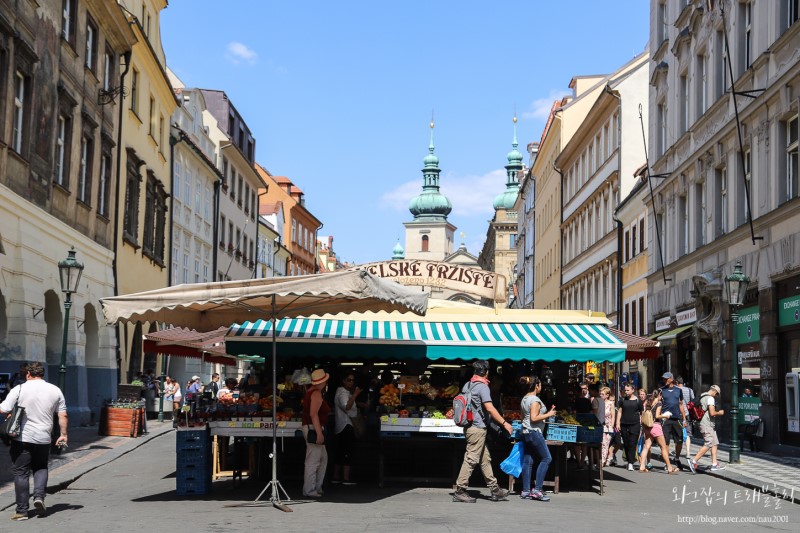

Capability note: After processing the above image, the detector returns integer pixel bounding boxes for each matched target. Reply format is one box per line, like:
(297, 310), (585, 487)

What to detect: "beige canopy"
(100, 270), (429, 330)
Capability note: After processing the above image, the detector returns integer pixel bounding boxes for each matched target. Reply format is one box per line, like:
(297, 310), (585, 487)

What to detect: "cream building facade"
(558, 52), (649, 327)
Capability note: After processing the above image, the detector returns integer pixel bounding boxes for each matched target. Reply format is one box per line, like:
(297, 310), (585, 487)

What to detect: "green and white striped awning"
(226, 318), (626, 363)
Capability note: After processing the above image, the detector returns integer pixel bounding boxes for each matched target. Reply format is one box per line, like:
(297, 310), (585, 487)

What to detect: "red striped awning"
(143, 327), (236, 365)
(608, 327), (660, 361)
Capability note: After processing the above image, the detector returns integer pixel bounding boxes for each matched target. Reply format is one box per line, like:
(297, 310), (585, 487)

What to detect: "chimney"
(328, 236), (333, 250)
(527, 142), (540, 168)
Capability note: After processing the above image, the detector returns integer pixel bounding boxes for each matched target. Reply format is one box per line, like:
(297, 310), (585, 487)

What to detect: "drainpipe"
(253, 189), (268, 279)
(553, 162), (564, 310)
(168, 130), (177, 288)
(112, 50), (132, 384)
(213, 180), (220, 281)
(606, 84), (623, 324)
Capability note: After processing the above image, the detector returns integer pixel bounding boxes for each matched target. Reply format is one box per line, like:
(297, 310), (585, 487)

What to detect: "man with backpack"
(687, 385), (726, 473)
(453, 360), (513, 503)
(660, 372), (687, 470)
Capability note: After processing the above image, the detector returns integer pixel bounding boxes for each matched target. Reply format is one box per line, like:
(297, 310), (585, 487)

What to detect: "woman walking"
(639, 389), (678, 474)
(615, 382), (643, 471)
(592, 386), (615, 468)
(302, 369), (331, 498)
(518, 376), (556, 501)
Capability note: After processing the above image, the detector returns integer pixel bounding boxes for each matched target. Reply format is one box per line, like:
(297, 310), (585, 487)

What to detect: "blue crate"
(545, 423), (578, 443)
(176, 463), (210, 478)
(576, 425), (604, 443)
(575, 413), (601, 426)
(176, 450), (210, 467)
(176, 430), (208, 445)
(176, 478), (211, 496)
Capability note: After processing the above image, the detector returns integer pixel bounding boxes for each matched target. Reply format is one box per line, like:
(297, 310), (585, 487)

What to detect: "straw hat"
(311, 369), (329, 386)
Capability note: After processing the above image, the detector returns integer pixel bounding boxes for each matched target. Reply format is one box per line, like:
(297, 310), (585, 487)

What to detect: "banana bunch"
(440, 385), (460, 398)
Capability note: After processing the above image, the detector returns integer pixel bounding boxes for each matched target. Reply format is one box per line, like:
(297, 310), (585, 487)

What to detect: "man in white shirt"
(0, 362), (67, 521)
(688, 384), (725, 473)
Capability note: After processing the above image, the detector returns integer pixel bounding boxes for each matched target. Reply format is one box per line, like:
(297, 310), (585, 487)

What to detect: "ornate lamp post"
(725, 259), (750, 464)
(58, 247), (84, 392)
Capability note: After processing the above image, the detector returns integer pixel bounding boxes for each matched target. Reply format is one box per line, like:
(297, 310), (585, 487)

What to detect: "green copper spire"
(392, 239), (405, 260)
(494, 115), (523, 210)
(409, 116), (452, 221)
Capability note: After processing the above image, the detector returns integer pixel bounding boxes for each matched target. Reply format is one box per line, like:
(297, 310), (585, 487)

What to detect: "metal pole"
(158, 351), (168, 423)
(729, 305), (741, 463)
(58, 293), (72, 392)
(271, 294), (278, 499)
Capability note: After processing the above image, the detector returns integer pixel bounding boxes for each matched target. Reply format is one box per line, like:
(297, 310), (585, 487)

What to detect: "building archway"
(44, 290), (62, 366)
(84, 303), (100, 367)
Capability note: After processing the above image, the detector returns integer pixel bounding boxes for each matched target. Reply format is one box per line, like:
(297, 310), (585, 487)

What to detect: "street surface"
(1, 431), (798, 532)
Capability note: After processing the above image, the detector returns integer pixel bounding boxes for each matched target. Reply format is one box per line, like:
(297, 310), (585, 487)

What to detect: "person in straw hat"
(687, 385), (726, 473)
(301, 368), (331, 498)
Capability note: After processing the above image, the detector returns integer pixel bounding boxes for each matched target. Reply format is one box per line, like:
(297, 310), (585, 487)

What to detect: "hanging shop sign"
(778, 295), (800, 327)
(735, 306), (760, 344)
(350, 261), (507, 302)
(676, 307), (697, 326)
(737, 396), (761, 425)
(737, 346), (761, 365)
(655, 316), (671, 331)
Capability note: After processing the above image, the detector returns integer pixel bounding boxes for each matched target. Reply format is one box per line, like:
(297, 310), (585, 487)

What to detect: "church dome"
(392, 240), (405, 260)
(409, 119), (451, 221)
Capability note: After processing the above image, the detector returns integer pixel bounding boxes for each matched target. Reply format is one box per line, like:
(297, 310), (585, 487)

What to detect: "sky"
(161, 1), (650, 265)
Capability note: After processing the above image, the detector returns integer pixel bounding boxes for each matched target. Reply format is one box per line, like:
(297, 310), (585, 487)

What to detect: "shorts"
(661, 419), (684, 445)
(700, 423), (719, 447)
(646, 422), (663, 439)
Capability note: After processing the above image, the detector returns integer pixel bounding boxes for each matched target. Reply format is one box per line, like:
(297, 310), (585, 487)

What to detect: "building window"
(639, 217), (645, 252)
(677, 194), (688, 255)
(159, 115), (165, 149)
(638, 296), (645, 335)
(229, 170), (236, 199)
(98, 148), (112, 217)
(716, 166), (728, 237)
(130, 69), (139, 113)
(631, 223), (637, 257)
(509, 234), (517, 248)
(739, 149), (751, 227)
(12, 71), (26, 153)
(62, 0), (76, 46)
(78, 134), (93, 204)
(697, 54), (707, 117)
(148, 96), (155, 138)
(228, 221), (234, 249)
(123, 149), (142, 244)
(103, 47), (115, 92)
(142, 172), (167, 264)
(657, 101), (667, 157)
(291, 219), (296, 242)
(695, 181), (706, 247)
(421, 235), (429, 252)
(624, 229), (630, 262)
(55, 115), (68, 186)
(221, 157), (228, 189)
(742, 1), (752, 71)
(789, 0), (799, 28)
(237, 175), (243, 207)
(219, 215), (226, 247)
(786, 115), (799, 202)
(658, 1), (668, 42)
(679, 73), (689, 134)
(244, 184), (250, 214)
(85, 16), (97, 72)
(717, 30), (728, 98)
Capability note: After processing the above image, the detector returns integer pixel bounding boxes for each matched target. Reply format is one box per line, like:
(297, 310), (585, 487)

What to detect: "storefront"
(778, 288), (800, 447)
(651, 308), (697, 389)
(735, 305), (761, 424)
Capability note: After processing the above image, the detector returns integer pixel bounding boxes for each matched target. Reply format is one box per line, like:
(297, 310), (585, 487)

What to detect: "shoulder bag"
(0, 384), (25, 444)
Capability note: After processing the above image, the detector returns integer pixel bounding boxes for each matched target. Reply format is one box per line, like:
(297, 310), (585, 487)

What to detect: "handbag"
(0, 385), (25, 445)
(641, 409), (655, 428)
(500, 441), (524, 478)
(349, 415), (366, 440)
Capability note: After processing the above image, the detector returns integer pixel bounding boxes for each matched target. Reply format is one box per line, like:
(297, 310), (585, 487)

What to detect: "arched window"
(421, 235), (429, 252)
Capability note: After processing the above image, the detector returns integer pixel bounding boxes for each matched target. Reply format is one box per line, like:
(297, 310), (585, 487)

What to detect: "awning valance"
(655, 324), (694, 341)
(143, 327), (237, 365)
(226, 318), (627, 363)
(608, 327), (659, 361)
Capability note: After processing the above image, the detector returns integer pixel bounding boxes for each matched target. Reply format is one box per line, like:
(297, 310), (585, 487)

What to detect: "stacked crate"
(176, 429), (212, 495)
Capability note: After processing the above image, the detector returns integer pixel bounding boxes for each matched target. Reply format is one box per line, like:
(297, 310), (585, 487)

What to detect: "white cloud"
(521, 89), (572, 121)
(380, 169), (503, 218)
(225, 42), (258, 65)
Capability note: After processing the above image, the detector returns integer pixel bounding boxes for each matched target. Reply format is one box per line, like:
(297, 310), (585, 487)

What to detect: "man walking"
(205, 373), (220, 399)
(660, 372), (687, 470)
(0, 361), (67, 521)
(676, 376), (695, 459)
(688, 385), (726, 473)
(453, 360), (512, 503)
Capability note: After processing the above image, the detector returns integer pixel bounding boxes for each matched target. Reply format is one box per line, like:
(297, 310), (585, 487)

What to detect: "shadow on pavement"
(35, 503), (84, 517)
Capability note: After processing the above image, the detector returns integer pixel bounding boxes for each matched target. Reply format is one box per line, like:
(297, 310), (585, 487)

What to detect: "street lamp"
(58, 247), (84, 392)
(725, 259), (750, 464)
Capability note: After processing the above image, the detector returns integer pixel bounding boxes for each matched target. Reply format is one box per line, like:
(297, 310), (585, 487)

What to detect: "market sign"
(655, 316), (671, 331)
(349, 261), (507, 302)
(779, 295), (800, 327)
(735, 306), (760, 344)
(676, 307), (697, 326)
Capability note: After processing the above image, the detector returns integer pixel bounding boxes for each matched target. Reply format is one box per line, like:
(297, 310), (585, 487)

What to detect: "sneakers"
(687, 459), (697, 474)
(627, 463), (634, 471)
(489, 488), (509, 502)
(10, 513), (28, 521)
(710, 464), (726, 471)
(520, 490), (531, 499)
(33, 499), (46, 515)
(303, 491), (322, 499)
(530, 490), (551, 502)
(452, 488), (477, 503)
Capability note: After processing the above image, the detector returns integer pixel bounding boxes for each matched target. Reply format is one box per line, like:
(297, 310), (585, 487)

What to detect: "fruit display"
(505, 410), (522, 421)
(556, 409), (579, 425)
(379, 384), (401, 407)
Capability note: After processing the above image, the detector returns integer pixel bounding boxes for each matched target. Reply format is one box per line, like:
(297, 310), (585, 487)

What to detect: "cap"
(191, 375), (200, 382)
(710, 384), (721, 395)
(662, 372), (674, 380)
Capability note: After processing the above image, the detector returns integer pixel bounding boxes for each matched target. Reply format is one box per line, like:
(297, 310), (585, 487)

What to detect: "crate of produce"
(576, 425), (604, 443)
(545, 422), (578, 443)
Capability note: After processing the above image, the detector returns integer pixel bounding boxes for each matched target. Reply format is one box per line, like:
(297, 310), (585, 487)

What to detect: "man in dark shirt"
(660, 372), (687, 469)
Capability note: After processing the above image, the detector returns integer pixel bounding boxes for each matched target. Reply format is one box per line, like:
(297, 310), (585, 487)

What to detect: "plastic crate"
(575, 413), (601, 426)
(176, 477), (211, 496)
(576, 425), (604, 443)
(176, 430), (208, 445)
(176, 449), (209, 467)
(545, 423), (578, 442)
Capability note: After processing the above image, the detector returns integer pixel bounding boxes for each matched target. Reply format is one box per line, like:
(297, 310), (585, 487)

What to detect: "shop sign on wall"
(655, 316), (671, 331)
(738, 396), (761, 424)
(735, 306), (760, 344)
(778, 295), (800, 327)
(350, 261), (507, 302)
(676, 307), (697, 326)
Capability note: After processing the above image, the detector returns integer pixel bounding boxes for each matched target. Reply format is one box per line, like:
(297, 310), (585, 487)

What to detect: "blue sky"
(161, 1), (650, 265)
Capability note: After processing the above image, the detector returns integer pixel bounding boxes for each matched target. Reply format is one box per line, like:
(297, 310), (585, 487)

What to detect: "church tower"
(404, 118), (456, 260)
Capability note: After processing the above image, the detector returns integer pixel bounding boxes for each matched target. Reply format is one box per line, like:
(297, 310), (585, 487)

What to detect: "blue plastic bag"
(637, 432), (645, 458)
(682, 425), (688, 442)
(500, 441), (524, 478)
